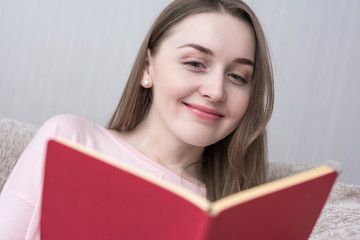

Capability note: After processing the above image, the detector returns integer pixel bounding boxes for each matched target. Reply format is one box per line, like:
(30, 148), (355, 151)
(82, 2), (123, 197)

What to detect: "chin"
(182, 135), (223, 148)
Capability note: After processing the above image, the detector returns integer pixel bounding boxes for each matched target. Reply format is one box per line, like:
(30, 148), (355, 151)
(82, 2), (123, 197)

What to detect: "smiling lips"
(183, 102), (224, 121)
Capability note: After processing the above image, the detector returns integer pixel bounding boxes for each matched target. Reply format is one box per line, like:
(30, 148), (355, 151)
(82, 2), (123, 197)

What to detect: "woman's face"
(142, 12), (255, 147)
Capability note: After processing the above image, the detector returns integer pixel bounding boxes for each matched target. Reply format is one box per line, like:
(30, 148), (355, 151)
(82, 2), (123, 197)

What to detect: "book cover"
(41, 138), (337, 240)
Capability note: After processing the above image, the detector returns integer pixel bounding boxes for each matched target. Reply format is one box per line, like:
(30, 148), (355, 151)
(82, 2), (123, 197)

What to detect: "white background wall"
(1, 0), (359, 185)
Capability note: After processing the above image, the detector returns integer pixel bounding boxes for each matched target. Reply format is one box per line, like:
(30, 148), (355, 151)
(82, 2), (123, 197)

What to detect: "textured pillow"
(0, 117), (39, 193)
(310, 183), (360, 239)
(267, 160), (343, 182)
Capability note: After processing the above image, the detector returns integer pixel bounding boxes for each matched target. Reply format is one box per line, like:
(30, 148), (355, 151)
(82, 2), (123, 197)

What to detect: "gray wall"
(1, 0), (359, 185)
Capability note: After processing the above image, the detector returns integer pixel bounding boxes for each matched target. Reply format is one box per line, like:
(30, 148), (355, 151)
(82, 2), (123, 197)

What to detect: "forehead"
(160, 12), (256, 61)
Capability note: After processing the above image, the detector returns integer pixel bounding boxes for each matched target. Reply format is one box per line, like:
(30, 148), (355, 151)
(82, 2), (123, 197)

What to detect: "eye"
(185, 61), (203, 68)
(183, 60), (207, 73)
(228, 73), (248, 84)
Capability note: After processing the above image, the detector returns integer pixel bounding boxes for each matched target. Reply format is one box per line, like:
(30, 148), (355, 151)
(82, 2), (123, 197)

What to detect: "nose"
(198, 72), (226, 102)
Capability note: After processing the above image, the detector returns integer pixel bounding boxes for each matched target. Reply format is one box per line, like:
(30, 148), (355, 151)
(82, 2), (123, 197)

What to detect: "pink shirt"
(0, 114), (206, 239)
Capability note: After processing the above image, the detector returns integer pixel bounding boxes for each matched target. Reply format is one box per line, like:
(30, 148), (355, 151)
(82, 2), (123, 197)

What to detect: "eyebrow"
(177, 43), (254, 67)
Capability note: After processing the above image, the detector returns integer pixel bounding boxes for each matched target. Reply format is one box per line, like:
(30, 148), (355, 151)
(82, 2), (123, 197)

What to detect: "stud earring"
(142, 79), (151, 87)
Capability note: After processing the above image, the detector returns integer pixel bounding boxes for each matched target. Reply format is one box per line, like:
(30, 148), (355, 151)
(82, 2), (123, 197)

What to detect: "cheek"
(152, 66), (175, 94)
(228, 89), (251, 122)
(153, 73), (184, 100)
(152, 63), (196, 99)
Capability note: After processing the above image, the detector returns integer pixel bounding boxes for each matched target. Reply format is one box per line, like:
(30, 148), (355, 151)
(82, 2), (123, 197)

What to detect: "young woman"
(0, 0), (273, 239)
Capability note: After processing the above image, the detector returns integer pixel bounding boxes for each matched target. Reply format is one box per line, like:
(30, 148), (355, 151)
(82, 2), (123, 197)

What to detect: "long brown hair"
(108, 0), (274, 201)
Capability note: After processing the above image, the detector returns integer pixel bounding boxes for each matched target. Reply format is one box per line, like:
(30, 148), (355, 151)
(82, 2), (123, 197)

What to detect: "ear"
(140, 49), (154, 88)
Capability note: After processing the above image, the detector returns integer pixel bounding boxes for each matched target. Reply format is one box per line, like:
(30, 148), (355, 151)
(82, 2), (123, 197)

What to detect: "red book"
(41, 138), (337, 240)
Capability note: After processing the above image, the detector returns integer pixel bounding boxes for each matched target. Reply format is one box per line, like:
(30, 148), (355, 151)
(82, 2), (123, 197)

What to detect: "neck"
(118, 119), (205, 183)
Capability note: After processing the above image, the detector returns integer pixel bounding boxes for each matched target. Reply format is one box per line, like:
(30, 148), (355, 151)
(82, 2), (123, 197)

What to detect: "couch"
(1, 117), (359, 239)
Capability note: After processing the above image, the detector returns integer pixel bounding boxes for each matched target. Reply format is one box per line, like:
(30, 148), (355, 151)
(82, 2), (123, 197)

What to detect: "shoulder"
(37, 114), (106, 144)
(42, 114), (95, 130)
